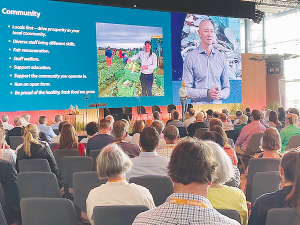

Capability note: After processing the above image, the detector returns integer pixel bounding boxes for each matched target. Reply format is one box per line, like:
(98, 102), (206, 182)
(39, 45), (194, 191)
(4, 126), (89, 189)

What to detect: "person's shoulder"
(185, 47), (199, 59)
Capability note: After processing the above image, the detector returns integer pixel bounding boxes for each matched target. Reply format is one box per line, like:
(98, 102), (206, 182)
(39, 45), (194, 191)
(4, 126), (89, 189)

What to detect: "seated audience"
(51, 121), (69, 143)
(249, 149), (300, 225)
(233, 110), (243, 125)
(80, 122), (98, 144)
(105, 115), (114, 134)
(277, 106), (286, 123)
(206, 141), (247, 225)
(219, 113), (234, 131)
(126, 120), (145, 145)
(0, 159), (20, 224)
(50, 114), (63, 130)
(153, 111), (161, 121)
(280, 113), (300, 152)
(150, 120), (166, 149)
(38, 116), (57, 143)
(260, 111), (269, 128)
(86, 144), (155, 225)
(0, 128), (16, 166)
(245, 107), (251, 123)
(212, 111), (220, 118)
(268, 110), (282, 128)
(7, 116), (24, 145)
(1, 114), (14, 130)
(133, 138), (239, 225)
(157, 125), (180, 158)
(288, 107), (299, 116)
(166, 109), (175, 127)
(126, 127), (169, 180)
(235, 114), (248, 137)
(183, 108), (196, 128)
(264, 109), (271, 122)
(187, 112), (207, 137)
(16, 124), (59, 177)
(53, 123), (85, 156)
(22, 113), (31, 127)
(167, 110), (184, 128)
(235, 110), (266, 154)
(208, 118), (223, 130)
(112, 120), (140, 158)
(87, 118), (114, 155)
(204, 109), (214, 125)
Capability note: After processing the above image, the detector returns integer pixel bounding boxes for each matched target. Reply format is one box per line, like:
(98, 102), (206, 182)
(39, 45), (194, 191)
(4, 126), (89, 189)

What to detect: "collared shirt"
(156, 144), (177, 158)
(182, 45), (230, 104)
(280, 124), (300, 152)
(130, 51), (157, 74)
(235, 120), (266, 152)
(38, 124), (57, 143)
(126, 151), (169, 181)
(113, 139), (140, 158)
(133, 193), (240, 225)
(50, 123), (59, 130)
(2, 122), (14, 130)
(184, 116), (196, 128)
(179, 87), (188, 98)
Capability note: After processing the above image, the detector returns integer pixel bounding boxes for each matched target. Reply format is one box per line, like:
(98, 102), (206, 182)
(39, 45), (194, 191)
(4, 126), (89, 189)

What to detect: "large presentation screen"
(0, 0), (241, 112)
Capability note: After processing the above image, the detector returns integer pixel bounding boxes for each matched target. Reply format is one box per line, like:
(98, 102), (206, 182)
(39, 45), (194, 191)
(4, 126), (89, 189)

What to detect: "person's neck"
(201, 42), (213, 57)
(196, 120), (203, 123)
(99, 129), (110, 134)
(166, 140), (177, 145)
(108, 173), (125, 181)
(141, 148), (156, 153)
(174, 182), (209, 198)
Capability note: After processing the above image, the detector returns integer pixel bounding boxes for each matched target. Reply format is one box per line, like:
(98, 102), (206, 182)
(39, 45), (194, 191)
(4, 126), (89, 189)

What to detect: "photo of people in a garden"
(96, 23), (164, 97)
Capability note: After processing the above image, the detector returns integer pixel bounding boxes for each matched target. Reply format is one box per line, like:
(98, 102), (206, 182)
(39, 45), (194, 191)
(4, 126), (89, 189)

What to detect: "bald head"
(198, 20), (214, 47)
(196, 112), (204, 121)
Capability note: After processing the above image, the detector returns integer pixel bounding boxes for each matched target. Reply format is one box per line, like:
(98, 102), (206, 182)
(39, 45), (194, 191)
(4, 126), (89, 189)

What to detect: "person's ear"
(139, 140), (141, 147)
(279, 165), (284, 179)
(177, 135), (180, 140)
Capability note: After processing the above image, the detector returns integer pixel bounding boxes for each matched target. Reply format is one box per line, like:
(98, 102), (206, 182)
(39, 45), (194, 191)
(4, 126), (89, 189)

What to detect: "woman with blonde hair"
(53, 123), (85, 156)
(279, 113), (300, 152)
(86, 143), (155, 225)
(0, 128), (16, 165)
(16, 124), (59, 177)
(128, 120), (145, 146)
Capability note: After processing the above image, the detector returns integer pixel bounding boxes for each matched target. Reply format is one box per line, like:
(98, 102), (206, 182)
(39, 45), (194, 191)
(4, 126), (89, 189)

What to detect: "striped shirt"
(156, 144), (177, 158)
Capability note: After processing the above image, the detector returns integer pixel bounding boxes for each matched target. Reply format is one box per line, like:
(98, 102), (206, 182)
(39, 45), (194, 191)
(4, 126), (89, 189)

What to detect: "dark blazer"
(87, 133), (114, 156)
(187, 122), (208, 137)
(6, 127), (23, 145)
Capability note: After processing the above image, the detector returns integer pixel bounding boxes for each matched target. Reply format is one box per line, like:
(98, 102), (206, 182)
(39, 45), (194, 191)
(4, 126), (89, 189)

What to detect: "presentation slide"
(0, 0), (172, 112)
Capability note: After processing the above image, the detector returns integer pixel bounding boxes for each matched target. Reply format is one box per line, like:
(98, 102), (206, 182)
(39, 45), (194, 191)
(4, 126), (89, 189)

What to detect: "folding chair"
(266, 208), (299, 225)
(18, 158), (51, 172)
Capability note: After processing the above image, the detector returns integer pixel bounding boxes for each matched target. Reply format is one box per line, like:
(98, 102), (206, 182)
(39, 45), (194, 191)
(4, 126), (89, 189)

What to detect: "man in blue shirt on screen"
(182, 20), (230, 104)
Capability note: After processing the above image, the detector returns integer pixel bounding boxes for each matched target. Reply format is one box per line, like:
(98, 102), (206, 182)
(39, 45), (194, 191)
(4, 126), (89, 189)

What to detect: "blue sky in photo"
(96, 23), (163, 49)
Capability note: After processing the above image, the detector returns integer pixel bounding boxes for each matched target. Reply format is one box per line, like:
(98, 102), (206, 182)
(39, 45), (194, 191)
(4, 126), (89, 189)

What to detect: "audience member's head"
(196, 112), (204, 121)
(245, 107), (251, 113)
(23, 113), (31, 122)
(164, 125), (179, 144)
(219, 113), (227, 122)
(288, 108), (299, 116)
(172, 110), (180, 120)
(113, 120), (129, 139)
(54, 114), (63, 123)
(38, 116), (47, 125)
(206, 109), (214, 118)
(262, 128), (281, 151)
(212, 111), (220, 118)
(188, 108), (195, 117)
(251, 109), (261, 121)
(132, 120), (145, 134)
(0, 128), (6, 145)
(1, 114), (9, 123)
(239, 114), (248, 125)
(209, 125), (231, 148)
(235, 110), (243, 118)
(277, 106), (286, 119)
(153, 111), (160, 120)
(208, 118), (223, 130)
(222, 109), (229, 116)
(201, 131), (225, 148)
(59, 123), (78, 149)
(168, 138), (216, 185)
(0, 121), (2, 129)
(97, 143), (132, 179)
(14, 116), (23, 127)
(23, 124), (40, 157)
(151, 120), (164, 134)
(140, 127), (159, 152)
(205, 141), (234, 185)
(99, 118), (112, 132)
(286, 113), (298, 126)
(105, 115), (114, 129)
(85, 122), (98, 137)
(269, 110), (280, 125)
(58, 121), (70, 134)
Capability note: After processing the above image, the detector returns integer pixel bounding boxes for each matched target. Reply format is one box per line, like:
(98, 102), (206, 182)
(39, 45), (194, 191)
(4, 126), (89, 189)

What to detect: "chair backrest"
(0, 183), (7, 207)
(50, 142), (57, 151)
(245, 133), (263, 153)
(89, 150), (101, 166)
(20, 198), (78, 225)
(246, 158), (281, 201)
(18, 172), (61, 199)
(39, 132), (49, 143)
(167, 104), (176, 113)
(276, 125), (284, 132)
(251, 171), (281, 206)
(137, 106), (147, 115)
(53, 129), (59, 136)
(225, 130), (237, 142)
(62, 156), (94, 188)
(93, 205), (149, 225)
(286, 135), (300, 151)
(152, 105), (161, 113)
(193, 128), (208, 139)
(9, 136), (23, 150)
(73, 171), (107, 212)
(18, 158), (51, 173)
(54, 149), (80, 173)
(177, 127), (187, 138)
(0, 203), (8, 225)
(216, 209), (241, 223)
(122, 106), (132, 115)
(105, 107), (111, 115)
(266, 208), (299, 225)
(129, 175), (173, 206)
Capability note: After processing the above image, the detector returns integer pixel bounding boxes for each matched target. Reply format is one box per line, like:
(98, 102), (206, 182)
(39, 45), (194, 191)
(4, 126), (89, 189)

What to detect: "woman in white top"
(0, 128), (16, 165)
(86, 143), (155, 225)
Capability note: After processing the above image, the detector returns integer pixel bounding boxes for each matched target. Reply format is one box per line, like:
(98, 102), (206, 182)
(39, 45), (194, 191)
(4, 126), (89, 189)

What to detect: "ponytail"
(283, 149), (300, 214)
(23, 124), (40, 157)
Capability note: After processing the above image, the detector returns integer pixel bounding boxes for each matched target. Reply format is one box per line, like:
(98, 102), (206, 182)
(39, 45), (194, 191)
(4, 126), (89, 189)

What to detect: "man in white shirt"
(22, 114), (31, 127)
(184, 108), (196, 128)
(1, 115), (14, 130)
(126, 127), (169, 180)
(38, 116), (57, 143)
(50, 114), (62, 131)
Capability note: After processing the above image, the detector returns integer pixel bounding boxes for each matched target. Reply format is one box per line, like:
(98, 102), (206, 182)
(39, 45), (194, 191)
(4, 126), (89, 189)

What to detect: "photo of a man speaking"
(182, 20), (230, 104)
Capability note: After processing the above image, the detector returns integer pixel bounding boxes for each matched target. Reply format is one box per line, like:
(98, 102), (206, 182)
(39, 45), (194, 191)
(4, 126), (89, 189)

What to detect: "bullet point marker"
(10, 92), (13, 94)
(8, 25), (10, 28)
(10, 74), (12, 77)
(9, 57), (11, 59)
(8, 40), (11, 42)
(9, 49), (11, 51)
(9, 66), (11, 68)
(10, 83), (12, 85)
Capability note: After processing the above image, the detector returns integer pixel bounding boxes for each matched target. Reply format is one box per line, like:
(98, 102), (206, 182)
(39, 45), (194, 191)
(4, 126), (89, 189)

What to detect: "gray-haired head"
(164, 125), (179, 141)
(1, 114), (9, 122)
(14, 116), (23, 126)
